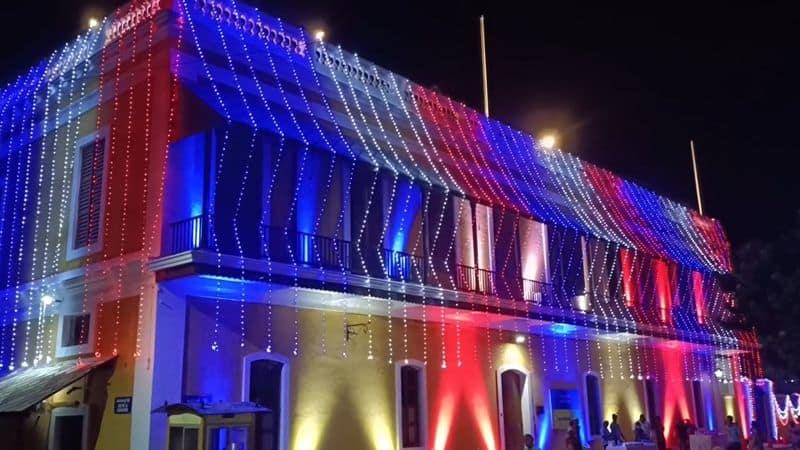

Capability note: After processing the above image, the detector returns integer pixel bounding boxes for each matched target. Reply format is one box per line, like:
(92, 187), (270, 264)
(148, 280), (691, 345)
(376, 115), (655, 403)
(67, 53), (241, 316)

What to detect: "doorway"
(49, 407), (86, 450)
(497, 367), (533, 450)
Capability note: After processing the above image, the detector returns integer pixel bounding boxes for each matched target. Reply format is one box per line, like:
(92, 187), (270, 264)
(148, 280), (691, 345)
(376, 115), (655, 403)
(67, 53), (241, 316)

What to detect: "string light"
(0, 0), (763, 426)
(136, 0), (159, 358)
(0, 70), (38, 370)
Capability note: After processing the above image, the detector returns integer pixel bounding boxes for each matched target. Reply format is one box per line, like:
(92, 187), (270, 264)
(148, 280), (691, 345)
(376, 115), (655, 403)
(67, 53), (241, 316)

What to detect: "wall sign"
(550, 389), (579, 430)
(114, 396), (132, 414)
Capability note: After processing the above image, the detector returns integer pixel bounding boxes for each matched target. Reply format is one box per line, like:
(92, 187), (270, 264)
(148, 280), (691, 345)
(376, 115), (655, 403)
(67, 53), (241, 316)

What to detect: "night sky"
(2, 0), (798, 251)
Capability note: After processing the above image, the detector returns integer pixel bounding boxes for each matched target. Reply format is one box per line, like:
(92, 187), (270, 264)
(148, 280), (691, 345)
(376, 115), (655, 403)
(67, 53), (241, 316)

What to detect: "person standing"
(602, 421), (614, 449)
(652, 416), (667, 450)
(566, 419), (583, 450)
(676, 419), (690, 450)
(748, 421), (764, 450)
(611, 414), (626, 444)
(638, 415), (652, 441)
(726, 416), (742, 450)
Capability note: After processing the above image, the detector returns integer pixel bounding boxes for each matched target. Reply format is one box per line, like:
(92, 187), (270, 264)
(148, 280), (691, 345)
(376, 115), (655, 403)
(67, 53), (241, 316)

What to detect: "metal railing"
(164, 215), (207, 254)
(522, 278), (549, 304)
(261, 225), (351, 271)
(163, 217), (587, 310)
(455, 264), (496, 295)
(383, 248), (425, 284)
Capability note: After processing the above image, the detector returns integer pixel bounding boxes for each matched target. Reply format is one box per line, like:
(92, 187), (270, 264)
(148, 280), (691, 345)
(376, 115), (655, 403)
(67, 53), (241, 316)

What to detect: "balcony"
(162, 215), (590, 311)
(157, 215), (737, 347)
(162, 215), (352, 271)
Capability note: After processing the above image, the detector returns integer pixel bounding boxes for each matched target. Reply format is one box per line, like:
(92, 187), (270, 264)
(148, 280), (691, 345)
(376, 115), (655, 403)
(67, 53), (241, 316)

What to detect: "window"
(209, 426), (249, 450)
(692, 271), (706, 324)
(519, 217), (549, 302)
(56, 313), (93, 358)
(243, 353), (288, 450)
(383, 176), (424, 283)
(48, 406), (87, 450)
(546, 227), (587, 303)
(67, 130), (109, 260)
(620, 248), (639, 307)
(653, 260), (674, 324)
(692, 380), (707, 429)
(587, 239), (623, 302)
(396, 361), (427, 449)
(453, 198), (495, 294)
(168, 426), (199, 450)
(585, 373), (602, 436)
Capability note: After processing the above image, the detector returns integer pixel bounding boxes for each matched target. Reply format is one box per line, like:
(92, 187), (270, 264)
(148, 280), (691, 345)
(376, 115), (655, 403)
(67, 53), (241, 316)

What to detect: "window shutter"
(74, 139), (104, 249)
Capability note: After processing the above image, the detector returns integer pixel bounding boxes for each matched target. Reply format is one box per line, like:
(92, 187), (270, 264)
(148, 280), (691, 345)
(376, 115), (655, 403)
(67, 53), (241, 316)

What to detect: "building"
(0, 1), (777, 449)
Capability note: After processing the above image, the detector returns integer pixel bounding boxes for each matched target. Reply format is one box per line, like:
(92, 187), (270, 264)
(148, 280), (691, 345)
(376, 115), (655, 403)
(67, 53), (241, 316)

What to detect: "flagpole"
(480, 15), (490, 117)
(690, 140), (704, 215)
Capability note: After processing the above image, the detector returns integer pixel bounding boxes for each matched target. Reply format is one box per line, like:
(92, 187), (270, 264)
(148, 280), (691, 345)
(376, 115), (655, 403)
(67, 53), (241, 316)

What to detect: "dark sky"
(2, 0), (798, 251)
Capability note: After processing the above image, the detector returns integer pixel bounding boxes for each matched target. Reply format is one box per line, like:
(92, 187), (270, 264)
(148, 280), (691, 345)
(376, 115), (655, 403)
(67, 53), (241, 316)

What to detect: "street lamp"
(540, 135), (556, 150)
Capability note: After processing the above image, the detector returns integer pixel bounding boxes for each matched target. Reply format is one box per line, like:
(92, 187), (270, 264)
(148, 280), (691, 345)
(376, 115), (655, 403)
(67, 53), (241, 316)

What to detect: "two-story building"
(0, 1), (774, 449)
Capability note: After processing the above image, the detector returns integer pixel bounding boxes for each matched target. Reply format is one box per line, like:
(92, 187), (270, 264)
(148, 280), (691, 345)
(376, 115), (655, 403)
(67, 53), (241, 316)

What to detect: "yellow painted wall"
(181, 299), (718, 450)
(3, 296), (140, 450)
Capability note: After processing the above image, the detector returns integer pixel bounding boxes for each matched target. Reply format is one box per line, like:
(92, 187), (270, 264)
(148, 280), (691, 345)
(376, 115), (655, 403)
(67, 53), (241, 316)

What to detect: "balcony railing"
(382, 249), (425, 284)
(456, 264), (496, 295)
(164, 216), (582, 308)
(522, 278), (549, 304)
(163, 215), (207, 254)
(261, 225), (351, 271)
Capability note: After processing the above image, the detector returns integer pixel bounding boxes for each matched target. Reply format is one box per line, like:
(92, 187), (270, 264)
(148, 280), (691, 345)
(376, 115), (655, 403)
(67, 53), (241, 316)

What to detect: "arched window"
(584, 372), (602, 436)
(242, 353), (289, 450)
(395, 360), (428, 449)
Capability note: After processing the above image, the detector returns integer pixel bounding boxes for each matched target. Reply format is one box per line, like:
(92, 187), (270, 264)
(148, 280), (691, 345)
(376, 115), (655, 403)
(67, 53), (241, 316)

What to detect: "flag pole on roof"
(690, 140), (704, 215)
(480, 15), (490, 117)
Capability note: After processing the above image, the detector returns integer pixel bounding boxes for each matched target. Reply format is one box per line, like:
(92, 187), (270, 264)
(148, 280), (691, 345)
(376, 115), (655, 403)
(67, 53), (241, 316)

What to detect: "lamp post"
(540, 135), (557, 150)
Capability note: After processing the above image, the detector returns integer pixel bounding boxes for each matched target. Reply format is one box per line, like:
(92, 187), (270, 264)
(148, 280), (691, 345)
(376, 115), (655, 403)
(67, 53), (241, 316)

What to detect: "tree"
(734, 209), (800, 382)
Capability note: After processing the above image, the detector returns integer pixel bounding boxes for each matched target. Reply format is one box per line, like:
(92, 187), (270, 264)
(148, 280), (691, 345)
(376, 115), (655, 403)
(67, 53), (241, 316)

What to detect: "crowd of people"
(600, 414), (666, 450)
(549, 409), (800, 450)
(593, 413), (769, 450)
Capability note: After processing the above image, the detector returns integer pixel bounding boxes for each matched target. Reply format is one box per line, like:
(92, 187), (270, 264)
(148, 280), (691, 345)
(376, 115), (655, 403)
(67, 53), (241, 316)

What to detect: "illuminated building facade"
(0, 1), (774, 449)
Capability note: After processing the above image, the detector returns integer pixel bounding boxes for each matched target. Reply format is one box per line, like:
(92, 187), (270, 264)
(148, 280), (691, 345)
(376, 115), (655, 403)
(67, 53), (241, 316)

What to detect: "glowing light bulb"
(514, 334), (526, 344)
(88, 17), (100, 29)
(40, 294), (56, 306)
(314, 29), (325, 42)
(540, 135), (556, 150)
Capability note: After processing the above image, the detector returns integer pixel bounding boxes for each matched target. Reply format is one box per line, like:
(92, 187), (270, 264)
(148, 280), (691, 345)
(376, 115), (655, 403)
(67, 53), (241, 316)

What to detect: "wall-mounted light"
(574, 294), (590, 312)
(40, 294), (57, 306)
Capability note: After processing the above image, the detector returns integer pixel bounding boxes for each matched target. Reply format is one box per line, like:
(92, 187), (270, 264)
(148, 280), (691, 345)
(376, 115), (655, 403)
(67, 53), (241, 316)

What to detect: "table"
(608, 442), (658, 450)
(690, 434), (713, 450)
